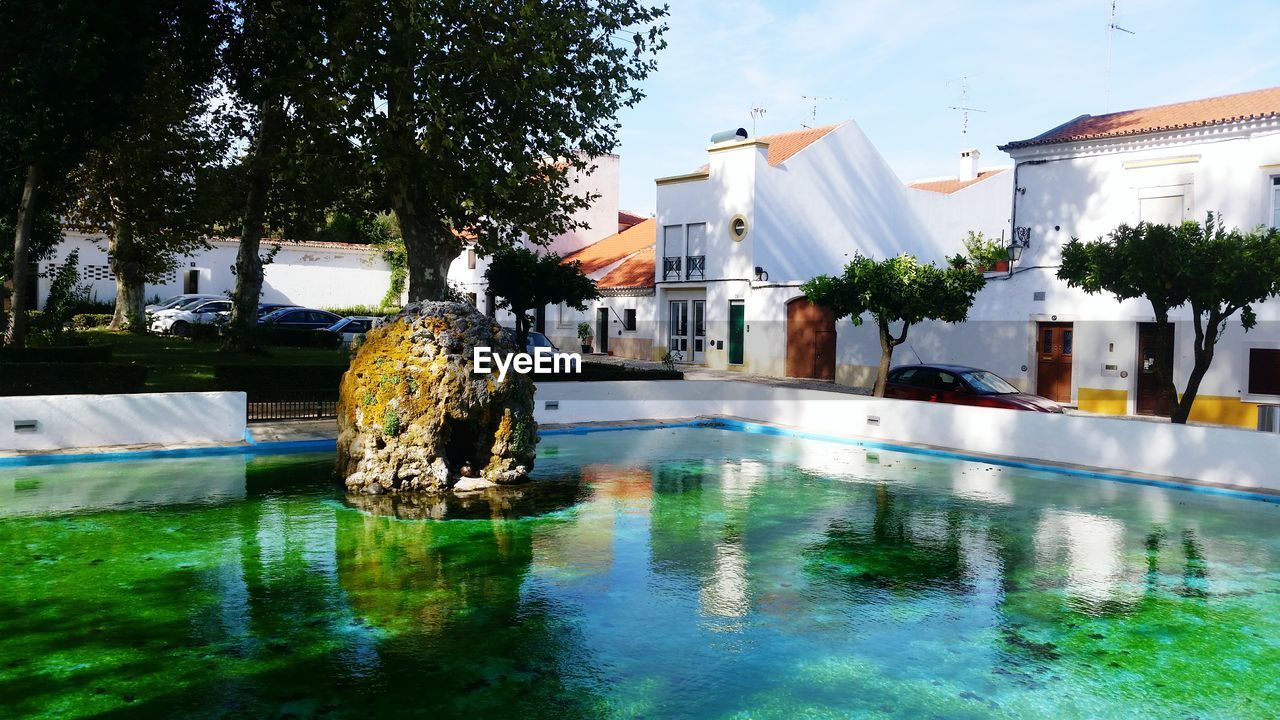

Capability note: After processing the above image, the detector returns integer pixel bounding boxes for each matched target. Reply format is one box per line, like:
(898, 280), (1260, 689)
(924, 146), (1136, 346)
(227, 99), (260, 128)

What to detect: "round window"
(729, 215), (749, 241)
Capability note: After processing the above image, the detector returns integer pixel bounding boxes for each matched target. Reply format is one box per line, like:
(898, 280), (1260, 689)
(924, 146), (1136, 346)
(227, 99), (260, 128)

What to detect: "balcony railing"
(686, 255), (705, 280)
(663, 256), (682, 281)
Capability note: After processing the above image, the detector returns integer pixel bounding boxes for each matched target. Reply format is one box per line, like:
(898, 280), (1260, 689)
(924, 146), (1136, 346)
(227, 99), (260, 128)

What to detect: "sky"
(611, 0), (1280, 214)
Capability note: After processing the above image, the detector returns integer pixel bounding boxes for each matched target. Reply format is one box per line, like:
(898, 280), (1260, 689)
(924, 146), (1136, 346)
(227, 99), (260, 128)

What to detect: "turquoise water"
(1, 427), (1278, 718)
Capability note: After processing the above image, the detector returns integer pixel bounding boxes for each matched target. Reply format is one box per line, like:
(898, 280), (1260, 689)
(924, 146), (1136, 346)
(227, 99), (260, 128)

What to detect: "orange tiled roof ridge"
(597, 247), (655, 289)
(908, 168), (1009, 194)
(1001, 86), (1280, 149)
(755, 123), (841, 165)
(562, 217), (656, 275)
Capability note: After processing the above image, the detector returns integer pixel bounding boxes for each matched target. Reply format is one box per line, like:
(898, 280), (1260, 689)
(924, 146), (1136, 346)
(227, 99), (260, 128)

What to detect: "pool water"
(1, 427), (1278, 718)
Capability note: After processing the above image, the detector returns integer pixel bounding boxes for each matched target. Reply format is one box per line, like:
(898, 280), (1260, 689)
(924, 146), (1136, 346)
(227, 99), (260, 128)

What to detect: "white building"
(34, 233), (394, 311)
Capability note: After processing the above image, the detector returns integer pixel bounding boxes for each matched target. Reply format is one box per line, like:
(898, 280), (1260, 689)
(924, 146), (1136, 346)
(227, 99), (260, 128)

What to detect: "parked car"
(884, 364), (1064, 413)
(150, 298), (233, 337)
(257, 303), (299, 318)
(259, 307), (343, 330)
(145, 293), (221, 314)
(324, 316), (379, 345)
(500, 328), (561, 355)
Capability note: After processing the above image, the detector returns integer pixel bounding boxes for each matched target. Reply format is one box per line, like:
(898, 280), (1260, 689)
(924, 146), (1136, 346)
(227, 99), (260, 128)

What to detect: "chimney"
(959, 149), (980, 182)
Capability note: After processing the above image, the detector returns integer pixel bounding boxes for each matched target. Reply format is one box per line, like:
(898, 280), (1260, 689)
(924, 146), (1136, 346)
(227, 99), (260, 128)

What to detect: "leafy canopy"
(803, 253), (987, 332)
(484, 246), (599, 345)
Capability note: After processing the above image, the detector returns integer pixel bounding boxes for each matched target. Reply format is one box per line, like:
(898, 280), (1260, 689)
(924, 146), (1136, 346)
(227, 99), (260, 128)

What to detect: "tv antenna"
(947, 76), (986, 136)
(801, 95), (832, 128)
(749, 104), (767, 135)
(1105, 0), (1136, 112)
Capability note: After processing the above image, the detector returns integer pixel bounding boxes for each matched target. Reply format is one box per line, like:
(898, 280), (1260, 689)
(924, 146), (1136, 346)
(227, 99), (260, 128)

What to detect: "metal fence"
(247, 395), (338, 422)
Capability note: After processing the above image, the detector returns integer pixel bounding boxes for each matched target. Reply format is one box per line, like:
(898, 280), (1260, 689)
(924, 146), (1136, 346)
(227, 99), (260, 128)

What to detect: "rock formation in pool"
(336, 301), (538, 494)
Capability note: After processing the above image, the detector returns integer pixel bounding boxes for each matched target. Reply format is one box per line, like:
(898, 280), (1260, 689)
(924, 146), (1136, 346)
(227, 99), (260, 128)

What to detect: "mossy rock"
(336, 301), (537, 494)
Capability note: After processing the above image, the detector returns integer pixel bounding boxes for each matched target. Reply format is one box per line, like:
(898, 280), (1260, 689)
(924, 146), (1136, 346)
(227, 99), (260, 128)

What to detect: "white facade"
(37, 233), (394, 310)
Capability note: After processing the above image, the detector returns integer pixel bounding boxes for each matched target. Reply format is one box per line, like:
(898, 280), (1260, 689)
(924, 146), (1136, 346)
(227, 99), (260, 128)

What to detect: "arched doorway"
(786, 297), (836, 380)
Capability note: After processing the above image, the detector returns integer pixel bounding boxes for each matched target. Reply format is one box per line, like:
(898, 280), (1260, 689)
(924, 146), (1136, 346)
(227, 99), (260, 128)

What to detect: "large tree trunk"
(1150, 306), (1179, 419)
(4, 164), (42, 347)
(394, 204), (460, 302)
(224, 98), (282, 353)
(108, 223), (147, 332)
(873, 318), (910, 398)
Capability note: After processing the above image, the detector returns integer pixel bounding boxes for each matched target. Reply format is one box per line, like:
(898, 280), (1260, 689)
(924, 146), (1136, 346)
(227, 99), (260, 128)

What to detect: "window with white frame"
(1271, 176), (1279, 229)
(1139, 194), (1184, 225)
(662, 225), (684, 280)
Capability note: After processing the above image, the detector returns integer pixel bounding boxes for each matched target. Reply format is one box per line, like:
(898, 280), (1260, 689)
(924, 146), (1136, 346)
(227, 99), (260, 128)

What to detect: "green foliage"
(189, 323), (221, 343)
(1059, 213), (1280, 423)
(577, 322), (593, 341)
(962, 231), (1005, 268)
(485, 246), (600, 346)
(322, 305), (399, 318)
(30, 250), (90, 340)
(326, 1), (669, 300)
(660, 351), (678, 372)
(803, 253), (986, 396)
(256, 327), (343, 349)
(382, 409), (401, 437)
(0, 344), (113, 363)
(70, 314), (114, 330)
(213, 364), (346, 400)
(0, 362), (148, 395)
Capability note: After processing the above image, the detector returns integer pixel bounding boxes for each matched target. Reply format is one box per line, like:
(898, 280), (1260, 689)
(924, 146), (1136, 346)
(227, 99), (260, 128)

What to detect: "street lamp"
(1007, 227), (1031, 276)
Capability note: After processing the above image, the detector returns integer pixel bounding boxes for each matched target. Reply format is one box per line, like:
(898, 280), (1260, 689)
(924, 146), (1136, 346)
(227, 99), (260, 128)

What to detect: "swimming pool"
(1, 426), (1277, 718)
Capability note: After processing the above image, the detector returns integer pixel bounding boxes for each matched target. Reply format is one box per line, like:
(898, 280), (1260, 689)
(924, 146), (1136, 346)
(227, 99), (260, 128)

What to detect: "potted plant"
(577, 321), (593, 353)
(962, 231), (1007, 273)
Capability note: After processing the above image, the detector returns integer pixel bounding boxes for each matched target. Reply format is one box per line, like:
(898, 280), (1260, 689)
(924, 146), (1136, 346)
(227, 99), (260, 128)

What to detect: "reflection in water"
(1, 429), (1279, 719)
(342, 477), (591, 521)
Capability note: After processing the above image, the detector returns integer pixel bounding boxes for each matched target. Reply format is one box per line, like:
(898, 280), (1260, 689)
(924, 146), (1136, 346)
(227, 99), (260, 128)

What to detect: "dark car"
(884, 364), (1064, 413)
(257, 303), (299, 318)
(258, 307), (343, 330)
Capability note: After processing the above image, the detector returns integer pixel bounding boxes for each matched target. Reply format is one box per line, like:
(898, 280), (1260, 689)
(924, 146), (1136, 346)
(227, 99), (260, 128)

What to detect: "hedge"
(0, 344), (114, 363)
(190, 323), (221, 343)
(214, 364), (347, 399)
(0, 362), (148, 396)
(534, 362), (683, 382)
(257, 327), (343, 348)
(71, 314), (113, 330)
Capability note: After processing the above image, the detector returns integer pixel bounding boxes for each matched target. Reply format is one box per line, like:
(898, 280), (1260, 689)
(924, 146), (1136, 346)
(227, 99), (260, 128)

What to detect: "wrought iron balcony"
(686, 255), (705, 280)
(663, 255), (682, 281)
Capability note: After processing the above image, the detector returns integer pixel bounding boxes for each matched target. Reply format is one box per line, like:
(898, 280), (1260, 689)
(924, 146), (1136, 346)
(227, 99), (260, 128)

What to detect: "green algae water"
(1, 427), (1278, 719)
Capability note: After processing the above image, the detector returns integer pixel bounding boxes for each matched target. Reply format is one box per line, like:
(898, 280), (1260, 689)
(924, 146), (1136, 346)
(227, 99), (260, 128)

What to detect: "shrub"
(0, 362), (147, 395)
(321, 305), (399, 318)
(258, 327), (343, 348)
(213, 364), (348, 399)
(71, 313), (113, 330)
(0, 344), (114, 363)
(189, 323), (221, 343)
(33, 250), (90, 337)
(534, 361), (682, 383)
(962, 231), (1006, 269)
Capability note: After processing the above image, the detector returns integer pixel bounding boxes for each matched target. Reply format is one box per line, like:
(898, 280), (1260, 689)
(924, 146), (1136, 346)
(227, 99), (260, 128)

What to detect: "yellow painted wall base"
(1183, 394), (1259, 428)
(1078, 387), (1127, 415)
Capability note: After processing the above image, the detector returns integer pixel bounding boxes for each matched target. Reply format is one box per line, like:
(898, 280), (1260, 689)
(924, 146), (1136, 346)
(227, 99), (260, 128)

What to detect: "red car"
(884, 364), (1064, 413)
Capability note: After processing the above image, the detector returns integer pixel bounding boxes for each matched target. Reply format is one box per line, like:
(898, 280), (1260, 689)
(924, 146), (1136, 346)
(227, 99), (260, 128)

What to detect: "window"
(467, 248), (477, 269)
(623, 308), (637, 331)
(1139, 195), (1184, 225)
(1248, 348), (1280, 396)
(1272, 176), (1280, 229)
(557, 302), (574, 327)
(662, 225), (684, 257)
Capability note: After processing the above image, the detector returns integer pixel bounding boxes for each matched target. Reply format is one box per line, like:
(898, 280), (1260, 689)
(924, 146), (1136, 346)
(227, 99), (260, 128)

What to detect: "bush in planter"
(962, 231), (1007, 271)
(0, 362), (147, 395)
(577, 321), (593, 352)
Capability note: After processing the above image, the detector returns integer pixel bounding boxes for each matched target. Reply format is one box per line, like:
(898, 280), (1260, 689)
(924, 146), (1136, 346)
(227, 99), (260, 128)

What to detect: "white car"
(150, 298), (233, 337)
(324, 316), (380, 345)
(145, 294), (221, 314)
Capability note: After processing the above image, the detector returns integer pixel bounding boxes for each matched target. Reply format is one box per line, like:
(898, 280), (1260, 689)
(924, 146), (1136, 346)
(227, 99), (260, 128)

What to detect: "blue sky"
(613, 0), (1280, 214)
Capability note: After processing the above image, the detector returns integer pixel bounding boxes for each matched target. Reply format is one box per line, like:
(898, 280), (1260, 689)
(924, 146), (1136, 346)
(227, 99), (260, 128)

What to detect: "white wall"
(40, 234), (393, 310)
(0, 392), (247, 451)
(533, 380), (1279, 493)
(906, 168), (1013, 255)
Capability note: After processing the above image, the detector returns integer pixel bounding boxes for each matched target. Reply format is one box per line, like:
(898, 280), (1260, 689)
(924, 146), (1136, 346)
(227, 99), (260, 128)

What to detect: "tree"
(1059, 214), (1280, 424)
(329, 0), (668, 301)
(484, 246), (599, 348)
(802, 254), (987, 397)
(0, 1), (184, 346)
(66, 2), (227, 331)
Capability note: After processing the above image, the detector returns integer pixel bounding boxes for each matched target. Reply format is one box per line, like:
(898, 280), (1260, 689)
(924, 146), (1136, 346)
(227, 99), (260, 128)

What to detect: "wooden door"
(1136, 322), (1175, 416)
(596, 307), (609, 354)
(786, 298), (836, 380)
(1035, 322), (1073, 403)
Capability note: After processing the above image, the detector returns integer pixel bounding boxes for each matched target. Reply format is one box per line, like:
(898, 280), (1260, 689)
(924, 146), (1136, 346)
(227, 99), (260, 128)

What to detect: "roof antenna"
(801, 95), (831, 128)
(947, 76), (986, 136)
(749, 104), (767, 136)
(1105, 0), (1136, 112)
(907, 343), (924, 364)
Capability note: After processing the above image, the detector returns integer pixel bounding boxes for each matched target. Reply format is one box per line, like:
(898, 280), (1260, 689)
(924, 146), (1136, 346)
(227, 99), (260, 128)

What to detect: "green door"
(728, 301), (745, 365)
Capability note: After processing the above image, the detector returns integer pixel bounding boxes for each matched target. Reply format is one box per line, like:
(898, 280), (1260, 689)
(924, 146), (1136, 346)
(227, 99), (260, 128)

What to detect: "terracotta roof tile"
(908, 168), (1009, 194)
(618, 210), (647, 231)
(562, 218), (655, 275)
(1001, 86), (1280, 149)
(596, 247), (655, 289)
(757, 123), (840, 165)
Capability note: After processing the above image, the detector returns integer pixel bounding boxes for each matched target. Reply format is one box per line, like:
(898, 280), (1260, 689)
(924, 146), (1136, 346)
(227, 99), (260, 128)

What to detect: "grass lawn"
(80, 329), (351, 393)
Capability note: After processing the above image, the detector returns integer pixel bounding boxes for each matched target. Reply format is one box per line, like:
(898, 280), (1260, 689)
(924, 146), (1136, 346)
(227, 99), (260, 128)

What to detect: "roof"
(562, 218), (655, 274)
(756, 124), (841, 165)
(596, 247), (655, 289)
(618, 210), (647, 230)
(1001, 86), (1280, 150)
(908, 168), (1009, 194)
